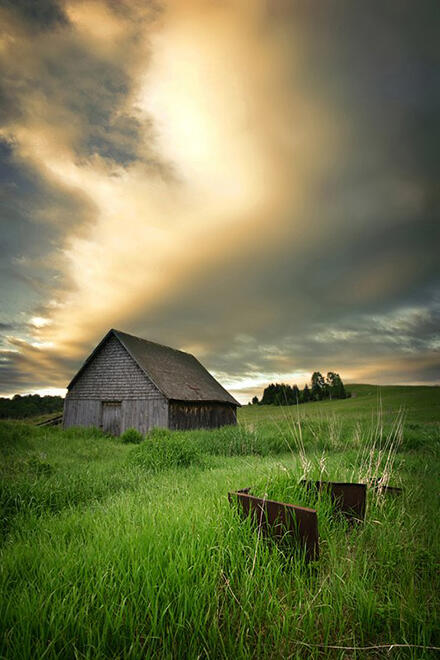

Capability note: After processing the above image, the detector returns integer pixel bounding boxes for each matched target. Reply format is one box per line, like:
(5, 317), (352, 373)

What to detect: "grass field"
(0, 385), (439, 658)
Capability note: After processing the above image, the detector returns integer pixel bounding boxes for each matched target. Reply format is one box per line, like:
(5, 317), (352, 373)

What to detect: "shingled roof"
(68, 329), (240, 406)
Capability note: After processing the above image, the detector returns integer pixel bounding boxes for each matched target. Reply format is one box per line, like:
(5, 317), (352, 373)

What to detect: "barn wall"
(64, 334), (168, 432)
(68, 334), (163, 400)
(64, 398), (101, 428)
(121, 399), (168, 434)
(168, 401), (237, 430)
(64, 398), (168, 434)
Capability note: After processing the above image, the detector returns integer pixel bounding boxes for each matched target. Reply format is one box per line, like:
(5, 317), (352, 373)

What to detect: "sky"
(0, 0), (439, 404)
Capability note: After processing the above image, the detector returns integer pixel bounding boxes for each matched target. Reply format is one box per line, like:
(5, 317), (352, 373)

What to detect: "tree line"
(250, 372), (349, 406)
(0, 394), (64, 419)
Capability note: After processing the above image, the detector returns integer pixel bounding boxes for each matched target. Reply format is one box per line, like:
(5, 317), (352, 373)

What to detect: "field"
(1, 385), (439, 658)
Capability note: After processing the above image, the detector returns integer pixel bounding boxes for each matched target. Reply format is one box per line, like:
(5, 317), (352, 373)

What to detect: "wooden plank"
(102, 402), (121, 435)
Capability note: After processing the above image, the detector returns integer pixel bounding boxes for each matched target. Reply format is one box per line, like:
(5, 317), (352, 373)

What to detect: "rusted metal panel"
(370, 478), (403, 495)
(301, 481), (367, 521)
(228, 491), (319, 561)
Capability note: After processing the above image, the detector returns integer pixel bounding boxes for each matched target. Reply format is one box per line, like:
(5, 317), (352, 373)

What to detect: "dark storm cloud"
(0, 0), (166, 368)
(0, 0), (68, 30)
(0, 0), (438, 398)
(0, 0), (166, 170)
(0, 135), (98, 335)
(123, 7), (440, 394)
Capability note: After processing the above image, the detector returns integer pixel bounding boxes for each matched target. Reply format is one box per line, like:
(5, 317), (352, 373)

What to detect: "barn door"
(102, 402), (121, 435)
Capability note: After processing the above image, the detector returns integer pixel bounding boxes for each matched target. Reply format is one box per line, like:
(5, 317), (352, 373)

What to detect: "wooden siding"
(122, 399), (168, 433)
(67, 334), (162, 400)
(64, 334), (168, 433)
(102, 402), (121, 435)
(64, 398), (168, 434)
(64, 398), (101, 428)
(64, 333), (236, 433)
(169, 401), (237, 430)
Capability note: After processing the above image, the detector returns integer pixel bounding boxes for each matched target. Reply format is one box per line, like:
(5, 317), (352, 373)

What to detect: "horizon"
(1, 1), (439, 402)
(1, 381), (439, 408)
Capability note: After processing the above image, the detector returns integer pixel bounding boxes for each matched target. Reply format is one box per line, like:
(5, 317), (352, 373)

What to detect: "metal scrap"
(300, 480), (367, 521)
(228, 490), (319, 561)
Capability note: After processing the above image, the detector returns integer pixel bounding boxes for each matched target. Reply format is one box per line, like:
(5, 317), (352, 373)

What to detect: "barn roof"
(67, 329), (240, 406)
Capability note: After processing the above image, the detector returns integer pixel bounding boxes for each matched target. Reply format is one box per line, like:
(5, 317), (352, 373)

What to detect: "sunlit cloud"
(30, 317), (52, 329)
(0, 0), (438, 400)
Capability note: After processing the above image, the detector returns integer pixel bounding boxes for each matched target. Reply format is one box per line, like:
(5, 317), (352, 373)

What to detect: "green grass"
(242, 383), (440, 424)
(0, 385), (439, 658)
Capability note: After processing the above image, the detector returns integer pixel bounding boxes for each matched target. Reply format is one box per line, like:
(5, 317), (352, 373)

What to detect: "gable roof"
(67, 329), (240, 406)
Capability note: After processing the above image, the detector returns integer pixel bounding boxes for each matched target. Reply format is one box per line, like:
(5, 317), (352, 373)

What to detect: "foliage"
(257, 371), (349, 406)
(120, 427), (144, 444)
(0, 394), (63, 420)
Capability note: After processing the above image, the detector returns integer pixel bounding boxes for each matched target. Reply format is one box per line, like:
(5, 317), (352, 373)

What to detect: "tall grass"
(0, 393), (439, 658)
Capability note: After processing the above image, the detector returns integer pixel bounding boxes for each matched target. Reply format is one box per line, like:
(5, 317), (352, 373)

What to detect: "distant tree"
(326, 372), (347, 400)
(311, 372), (326, 401)
(261, 383), (276, 405)
(260, 383), (302, 406)
(260, 373), (348, 407)
(292, 385), (300, 404)
(326, 372), (336, 400)
(0, 394), (64, 419)
(251, 395), (259, 405)
(301, 384), (311, 403)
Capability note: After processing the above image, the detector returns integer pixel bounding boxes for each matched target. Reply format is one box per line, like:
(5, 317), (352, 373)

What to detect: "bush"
(120, 428), (144, 444)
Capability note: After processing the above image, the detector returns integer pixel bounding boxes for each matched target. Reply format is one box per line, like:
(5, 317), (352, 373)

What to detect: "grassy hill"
(241, 383), (440, 425)
(0, 385), (439, 658)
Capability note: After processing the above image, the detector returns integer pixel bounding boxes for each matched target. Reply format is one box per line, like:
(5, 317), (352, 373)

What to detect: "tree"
(311, 372), (326, 401)
(261, 383), (277, 405)
(326, 372), (347, 400)
(261, 383), (301, 406)
(292, 385), (300, 404)
(251, 396), (259, 405)
(301, 384), (311, 403)
(0, 394), (64, 419)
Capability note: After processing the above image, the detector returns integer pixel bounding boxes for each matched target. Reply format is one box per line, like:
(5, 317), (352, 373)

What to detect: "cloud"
(0, 0), (68, 30)
(0, 0), (438, 401)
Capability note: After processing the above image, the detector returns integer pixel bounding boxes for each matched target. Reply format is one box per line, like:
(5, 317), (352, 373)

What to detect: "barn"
(63, 329), (240, 435)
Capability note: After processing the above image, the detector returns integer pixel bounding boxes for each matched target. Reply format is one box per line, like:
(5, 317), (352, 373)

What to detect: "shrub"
(120, 428), (144, 444)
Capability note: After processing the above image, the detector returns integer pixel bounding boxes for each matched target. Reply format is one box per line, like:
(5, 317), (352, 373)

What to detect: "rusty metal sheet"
(370, 478), (403, 495)
(228, 491), (319, 561)
(300, 481), (367, 521)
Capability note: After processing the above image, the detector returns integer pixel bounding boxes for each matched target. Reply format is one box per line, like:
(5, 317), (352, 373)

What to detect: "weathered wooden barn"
(64, 329), (240, 435)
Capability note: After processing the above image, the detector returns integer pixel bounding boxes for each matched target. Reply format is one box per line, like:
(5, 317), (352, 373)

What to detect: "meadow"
(0, 385), (439, 659)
